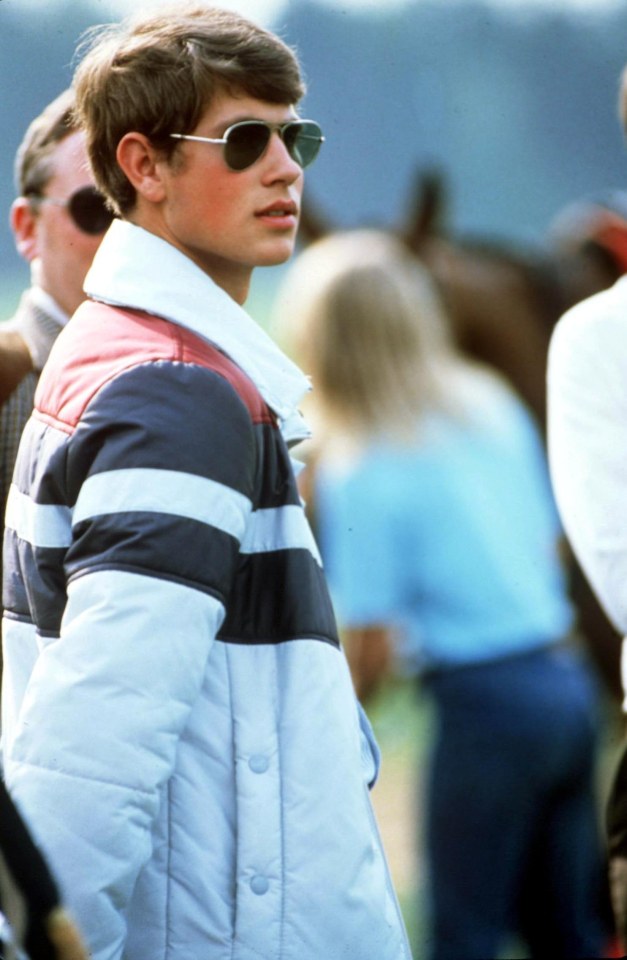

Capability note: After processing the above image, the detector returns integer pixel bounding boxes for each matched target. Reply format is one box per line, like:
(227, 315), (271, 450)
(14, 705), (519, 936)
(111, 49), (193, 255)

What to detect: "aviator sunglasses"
(28, 185), (114, 236)
(170, 119), (324, 172)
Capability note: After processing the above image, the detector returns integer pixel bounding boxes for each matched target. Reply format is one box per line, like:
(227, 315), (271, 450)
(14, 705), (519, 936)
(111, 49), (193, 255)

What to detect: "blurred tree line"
(286, 0), (627, 243)
(2, 0), (627, 305)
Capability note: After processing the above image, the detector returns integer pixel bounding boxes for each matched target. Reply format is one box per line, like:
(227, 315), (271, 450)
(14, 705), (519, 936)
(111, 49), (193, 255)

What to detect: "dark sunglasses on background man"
(27, 185), (114, 235)
(170, 119), (324, 172)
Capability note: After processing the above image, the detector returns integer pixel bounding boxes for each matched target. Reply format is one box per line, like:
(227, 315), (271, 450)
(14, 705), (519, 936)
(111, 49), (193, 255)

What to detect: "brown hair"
(15, 88), (78, 196)
(73, 3), (306, 215)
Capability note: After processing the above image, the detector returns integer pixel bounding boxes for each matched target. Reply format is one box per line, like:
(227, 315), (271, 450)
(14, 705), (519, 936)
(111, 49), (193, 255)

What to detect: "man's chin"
(257, 239), (297, 268)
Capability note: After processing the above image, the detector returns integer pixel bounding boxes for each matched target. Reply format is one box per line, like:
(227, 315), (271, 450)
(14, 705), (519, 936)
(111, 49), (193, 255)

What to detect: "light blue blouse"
(316, 384), (574, 673)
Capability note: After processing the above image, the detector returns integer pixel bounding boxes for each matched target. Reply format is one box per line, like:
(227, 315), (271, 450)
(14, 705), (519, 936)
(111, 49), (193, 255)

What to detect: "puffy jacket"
(1, 222), (410, 960)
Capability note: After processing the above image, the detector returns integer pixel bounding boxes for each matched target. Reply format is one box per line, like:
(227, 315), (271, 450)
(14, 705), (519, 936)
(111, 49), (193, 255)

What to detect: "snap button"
(249, 754), (270, 774)
(250, 875), (270, 896)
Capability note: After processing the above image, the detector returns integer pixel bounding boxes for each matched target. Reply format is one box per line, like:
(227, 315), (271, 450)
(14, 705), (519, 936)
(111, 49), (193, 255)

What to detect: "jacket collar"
(10, 288), (66, 372)
(84, 220), (311, 440)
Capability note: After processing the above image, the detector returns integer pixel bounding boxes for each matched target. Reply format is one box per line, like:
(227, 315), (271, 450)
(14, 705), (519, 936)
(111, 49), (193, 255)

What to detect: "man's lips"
(256, 200), (299, 219)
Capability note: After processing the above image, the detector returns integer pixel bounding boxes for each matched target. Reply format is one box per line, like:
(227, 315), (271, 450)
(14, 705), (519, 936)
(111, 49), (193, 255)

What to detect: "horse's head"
(297, 167), (627, 428)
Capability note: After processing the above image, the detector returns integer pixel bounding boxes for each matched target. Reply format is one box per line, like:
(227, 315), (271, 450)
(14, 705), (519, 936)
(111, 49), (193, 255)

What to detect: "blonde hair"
(274, 229), (495, 445)
(72, 3), (305, 215)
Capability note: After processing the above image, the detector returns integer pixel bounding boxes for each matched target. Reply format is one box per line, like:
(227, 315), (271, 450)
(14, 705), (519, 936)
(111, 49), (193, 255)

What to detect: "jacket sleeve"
(5, 362), (256, 959)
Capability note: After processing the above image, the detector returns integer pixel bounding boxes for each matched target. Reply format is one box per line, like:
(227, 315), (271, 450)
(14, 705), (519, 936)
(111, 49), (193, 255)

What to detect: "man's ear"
(116, 132), (168, 204)
(10, 197), (39, 263)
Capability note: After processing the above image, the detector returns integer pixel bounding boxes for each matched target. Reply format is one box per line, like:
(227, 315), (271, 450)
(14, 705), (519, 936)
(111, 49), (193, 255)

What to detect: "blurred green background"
(4, 0), (627, 325)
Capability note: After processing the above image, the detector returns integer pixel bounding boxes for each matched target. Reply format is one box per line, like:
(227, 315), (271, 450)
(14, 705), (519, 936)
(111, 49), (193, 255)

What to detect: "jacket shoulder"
(36, 301), (272, 431)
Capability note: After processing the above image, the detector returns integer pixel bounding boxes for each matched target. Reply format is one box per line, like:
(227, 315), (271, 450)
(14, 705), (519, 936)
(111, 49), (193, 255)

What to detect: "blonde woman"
(274, 229), (610, 960)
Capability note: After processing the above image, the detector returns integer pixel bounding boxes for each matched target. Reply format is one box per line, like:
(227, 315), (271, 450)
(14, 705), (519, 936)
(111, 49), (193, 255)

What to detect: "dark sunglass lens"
(284, 121), (323, 169)
(69, 187), (113, 235)
(224, 123), (271, 171)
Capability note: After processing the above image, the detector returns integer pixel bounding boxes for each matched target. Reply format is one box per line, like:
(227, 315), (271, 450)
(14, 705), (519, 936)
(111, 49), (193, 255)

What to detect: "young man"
(0, 88), (111, 592)
(1, 6), (411, 959)
(547, 65), (627, 951)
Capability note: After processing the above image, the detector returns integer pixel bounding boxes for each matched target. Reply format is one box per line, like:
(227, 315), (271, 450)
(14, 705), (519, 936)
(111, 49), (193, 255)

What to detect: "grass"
(0, 284), (25, 324)
(366, 678), (431, 959)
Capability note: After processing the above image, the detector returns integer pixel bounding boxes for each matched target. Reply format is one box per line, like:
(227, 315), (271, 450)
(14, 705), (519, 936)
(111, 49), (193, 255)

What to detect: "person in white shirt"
(547, 63), (627, 951)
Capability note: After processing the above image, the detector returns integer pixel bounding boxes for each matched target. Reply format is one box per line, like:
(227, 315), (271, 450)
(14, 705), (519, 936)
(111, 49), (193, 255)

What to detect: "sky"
(5, 0), (627, 24)
(104, 0), (627, 16)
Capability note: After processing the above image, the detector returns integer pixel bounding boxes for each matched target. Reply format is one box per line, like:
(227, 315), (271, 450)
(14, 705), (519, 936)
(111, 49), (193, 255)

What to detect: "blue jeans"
(422, 644), (610, 959)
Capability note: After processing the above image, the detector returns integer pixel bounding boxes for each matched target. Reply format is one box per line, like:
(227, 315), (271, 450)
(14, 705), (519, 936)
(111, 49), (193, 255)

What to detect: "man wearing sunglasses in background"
(1, 6), (411, 960)
(0, 88), (111, 606)
(0, 85), (107, 960)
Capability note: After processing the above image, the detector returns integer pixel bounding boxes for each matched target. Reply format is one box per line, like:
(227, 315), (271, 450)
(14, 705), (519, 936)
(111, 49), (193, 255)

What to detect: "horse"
(297, 168), (627, 699)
